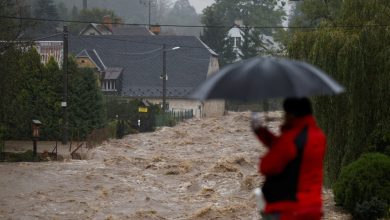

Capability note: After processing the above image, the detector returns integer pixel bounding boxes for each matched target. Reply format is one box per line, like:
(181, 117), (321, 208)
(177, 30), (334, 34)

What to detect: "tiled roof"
(64, 35), (216, 98)
(79, 23), (112, 35)
(104, 67), (123, 80)
(112, 26), (153, 36)
(76, 49), (106, 71)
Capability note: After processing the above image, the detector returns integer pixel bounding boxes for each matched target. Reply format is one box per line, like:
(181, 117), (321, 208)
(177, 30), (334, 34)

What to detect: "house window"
(235, 37), (241, 47)
(159, 102), (169, 111)
(230, 37), (235, 46)
(81, 59), (85, 63)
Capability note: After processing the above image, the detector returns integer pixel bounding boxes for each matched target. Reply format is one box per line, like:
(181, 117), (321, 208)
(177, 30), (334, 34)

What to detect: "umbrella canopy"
(190, 56), (344, 101)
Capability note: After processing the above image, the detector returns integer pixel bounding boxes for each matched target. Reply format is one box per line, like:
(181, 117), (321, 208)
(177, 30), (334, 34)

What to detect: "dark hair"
(283, 97), (313, 117)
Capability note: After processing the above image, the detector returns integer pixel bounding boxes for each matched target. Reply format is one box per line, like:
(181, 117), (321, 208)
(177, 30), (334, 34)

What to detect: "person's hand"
(251, 112), (264, 132)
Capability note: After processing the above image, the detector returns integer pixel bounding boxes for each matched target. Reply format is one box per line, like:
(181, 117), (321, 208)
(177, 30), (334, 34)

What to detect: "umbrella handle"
(263, 100), (269, 126)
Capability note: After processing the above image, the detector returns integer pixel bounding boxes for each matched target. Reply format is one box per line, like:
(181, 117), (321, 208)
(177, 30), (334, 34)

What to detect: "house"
(75, 49), (123, 94)
(226, 20), (283, 60)
(227, 20), (244, 58)
(56, 34), (223, 118)
(79, 15), (154, 36)
(34, 41), (63, 66)
(227, 20), (244, 61)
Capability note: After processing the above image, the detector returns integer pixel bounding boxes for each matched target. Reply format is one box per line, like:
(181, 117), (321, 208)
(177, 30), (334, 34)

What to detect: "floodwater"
(0, 112), (350, 219)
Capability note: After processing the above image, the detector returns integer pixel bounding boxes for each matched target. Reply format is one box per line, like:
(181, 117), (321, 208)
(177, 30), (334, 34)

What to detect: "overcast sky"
(187, 0), (215, 14)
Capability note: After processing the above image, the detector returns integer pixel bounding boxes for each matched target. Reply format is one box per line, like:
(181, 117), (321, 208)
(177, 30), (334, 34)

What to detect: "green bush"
(353, 197), (387, 220)
(7, 150), (34, 162)
(333, 153), (390, 219)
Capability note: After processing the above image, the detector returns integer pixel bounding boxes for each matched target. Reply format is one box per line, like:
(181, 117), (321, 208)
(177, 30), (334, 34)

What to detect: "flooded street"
(0, 112), (349, 219)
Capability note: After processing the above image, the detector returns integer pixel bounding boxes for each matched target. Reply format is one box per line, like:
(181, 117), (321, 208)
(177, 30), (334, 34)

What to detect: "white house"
(226, 20), (283, 60)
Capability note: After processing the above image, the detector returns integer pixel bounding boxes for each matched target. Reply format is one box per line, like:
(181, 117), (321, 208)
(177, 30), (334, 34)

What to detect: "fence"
(0, 138), (4, 161)
(155, 109), (194, 127)
(85, 127), (116, 148)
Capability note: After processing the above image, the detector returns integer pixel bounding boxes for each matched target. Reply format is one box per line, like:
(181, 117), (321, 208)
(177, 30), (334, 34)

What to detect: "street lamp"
(161, 44), (180, 112)
(32, 119), (42, 161)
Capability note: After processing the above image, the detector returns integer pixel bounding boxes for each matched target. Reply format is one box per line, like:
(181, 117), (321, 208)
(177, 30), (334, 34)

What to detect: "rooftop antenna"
(140, 0), (157, 29)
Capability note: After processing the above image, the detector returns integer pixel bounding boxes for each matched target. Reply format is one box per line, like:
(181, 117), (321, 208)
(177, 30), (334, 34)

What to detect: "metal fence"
(0, 138), (4, 161)
(155, 109), (194, 127)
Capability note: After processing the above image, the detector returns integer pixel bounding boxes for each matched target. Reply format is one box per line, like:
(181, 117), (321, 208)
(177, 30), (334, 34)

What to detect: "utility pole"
(162, 44), (167, 112)
(140, 0), (156, 29)
(83, 0), (88, 10)
(148, 0), (151, 29)
(62, 25), (68, 145)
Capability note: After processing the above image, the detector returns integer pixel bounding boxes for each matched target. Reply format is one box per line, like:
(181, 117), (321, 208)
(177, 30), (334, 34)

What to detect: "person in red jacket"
(252, 97), (326, 220)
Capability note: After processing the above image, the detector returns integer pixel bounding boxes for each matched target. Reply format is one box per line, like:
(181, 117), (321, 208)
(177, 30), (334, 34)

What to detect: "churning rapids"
(0, 111), (349, 219)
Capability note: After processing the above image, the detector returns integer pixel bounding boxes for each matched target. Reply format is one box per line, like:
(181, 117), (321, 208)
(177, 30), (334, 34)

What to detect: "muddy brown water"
(0, 111), (350, 219)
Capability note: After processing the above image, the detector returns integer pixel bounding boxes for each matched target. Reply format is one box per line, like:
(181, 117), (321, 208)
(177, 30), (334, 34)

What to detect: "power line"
(78, 37), (163, 55)
(78, 35), (210, 51)
(33, 33), (63, 41)
(1, 15), (390, 30)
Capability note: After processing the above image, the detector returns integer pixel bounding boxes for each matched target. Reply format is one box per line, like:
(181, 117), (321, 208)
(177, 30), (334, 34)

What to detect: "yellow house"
(75, 49), (122, 95)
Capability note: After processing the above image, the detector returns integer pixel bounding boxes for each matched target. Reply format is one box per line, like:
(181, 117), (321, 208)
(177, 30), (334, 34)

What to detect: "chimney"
(150, 25), (161, 35)
(103, 15), (113, 31)
(83, 0), (87, 10)
(234, 19), (243, 27)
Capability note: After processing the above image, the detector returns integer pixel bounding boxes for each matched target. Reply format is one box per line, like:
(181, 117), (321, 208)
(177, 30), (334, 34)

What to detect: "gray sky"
(187, 0), (215, 13)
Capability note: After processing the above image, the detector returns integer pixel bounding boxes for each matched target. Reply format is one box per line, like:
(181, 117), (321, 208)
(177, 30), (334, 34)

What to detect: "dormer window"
(235, 37), (241, 47)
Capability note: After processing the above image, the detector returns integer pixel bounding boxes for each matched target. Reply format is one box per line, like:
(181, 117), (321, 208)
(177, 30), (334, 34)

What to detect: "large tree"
(239, 27), (264, 60)
(68, 61), (105, 139)
(0, 0), (32, 51)
(201, 0), (285, 64)
(200, 4), (227, 58)
(289, 0), (390, 185)
(69, 8), (122, 34)
(219, 32), (237, 66)
(33, 0), (59, 33)
(163, 0), (201, 36)
(0, 47), (106, 140)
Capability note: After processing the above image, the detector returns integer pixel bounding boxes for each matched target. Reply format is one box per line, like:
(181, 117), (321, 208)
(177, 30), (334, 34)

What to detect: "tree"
(202, 0), (285, 33)
(289, 0), (390, 185)
(201, 0), (286, 65)
(33, 0), (59, 33)
(289, 0), (342, 28)
(200, 5), (228, 58)
(0, 0), (32, 52)
(57, 2), (68, 20)
(0, 47), (106, 140)
(39, 57), (63, 139)
(71, 6), (78, 19)
(219, 32), (237, 66)
(69, 8), (122, 34)
(239, 27), (264, 60)
(245, 0), (285, 35)
(154, 0), (172, 22)
(163, 0), (201, 36)
(67, 59), (105, 139)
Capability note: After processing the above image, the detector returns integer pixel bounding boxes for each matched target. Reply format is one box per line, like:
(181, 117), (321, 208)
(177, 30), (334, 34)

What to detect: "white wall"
(147, 98), (203, 118)
(147, 98), (225, 118)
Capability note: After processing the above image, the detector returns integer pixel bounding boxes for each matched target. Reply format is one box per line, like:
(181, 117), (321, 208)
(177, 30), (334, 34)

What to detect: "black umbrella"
(190, 56), (344, 101)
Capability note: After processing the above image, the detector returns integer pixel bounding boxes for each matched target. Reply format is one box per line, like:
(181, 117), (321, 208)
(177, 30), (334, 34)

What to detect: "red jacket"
(255, 115), (326, 219)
